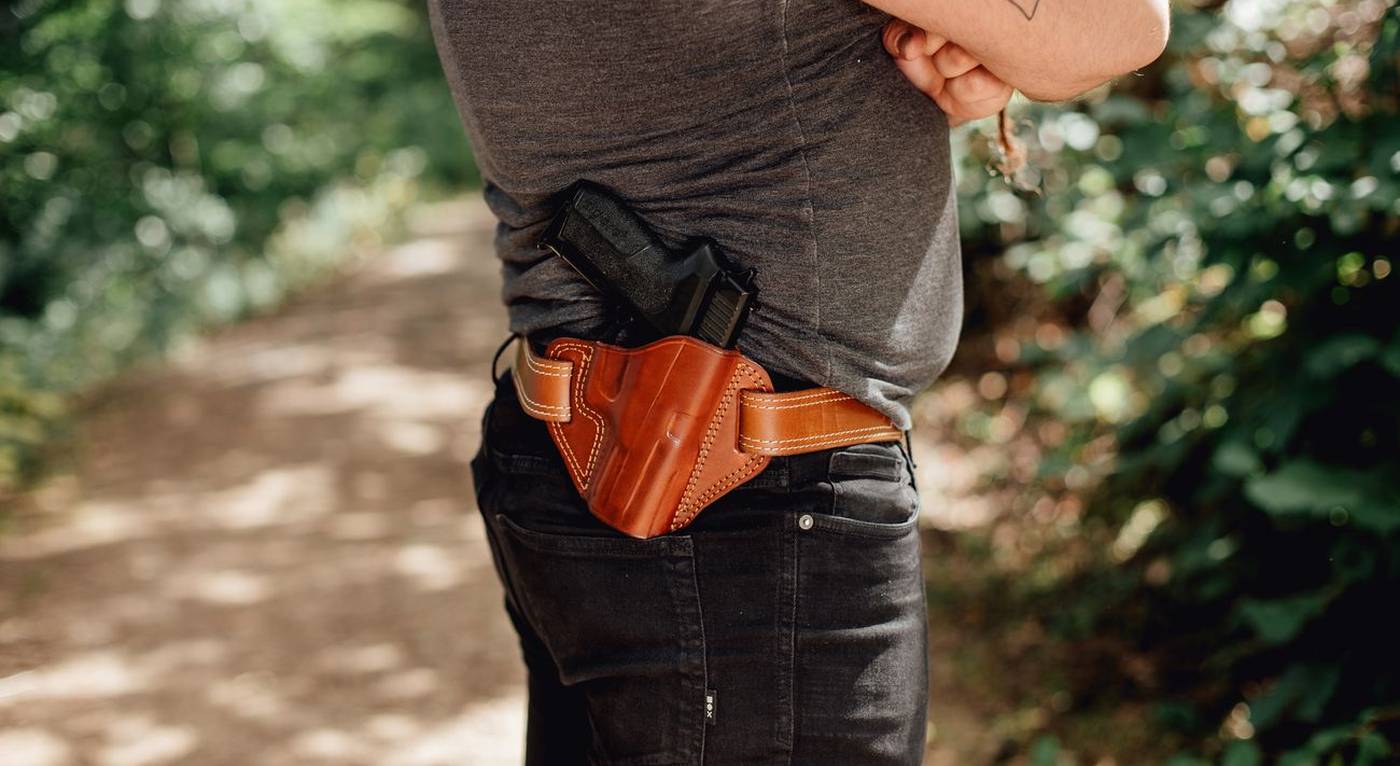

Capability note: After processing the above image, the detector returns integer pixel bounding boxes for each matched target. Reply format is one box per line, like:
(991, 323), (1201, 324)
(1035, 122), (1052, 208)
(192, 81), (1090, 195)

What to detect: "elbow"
(1119, 1), (1171, 75)
(1014, 1), (1170, 102)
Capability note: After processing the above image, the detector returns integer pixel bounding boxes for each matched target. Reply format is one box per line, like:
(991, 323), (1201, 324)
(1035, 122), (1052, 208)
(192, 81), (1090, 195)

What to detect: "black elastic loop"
(902, 430), (919, 492)
(490, 332), (520, 384)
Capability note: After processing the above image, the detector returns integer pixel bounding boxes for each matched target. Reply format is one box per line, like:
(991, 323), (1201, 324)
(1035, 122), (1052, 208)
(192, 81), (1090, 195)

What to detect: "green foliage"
(1031, 734), (1067, 766)
(4, 0), (1398, 760)
(0, 0), (471, 490)
(954, 0), (1400, 759)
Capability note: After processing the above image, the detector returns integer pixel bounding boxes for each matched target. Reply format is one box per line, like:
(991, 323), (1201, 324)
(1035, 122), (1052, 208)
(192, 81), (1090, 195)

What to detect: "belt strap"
(511, 337), (902, 457)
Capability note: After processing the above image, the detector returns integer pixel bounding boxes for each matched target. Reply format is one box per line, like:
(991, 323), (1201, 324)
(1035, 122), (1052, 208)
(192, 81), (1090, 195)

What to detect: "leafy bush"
(954, 0), (1398, 761)
(0, 0), (471, 490)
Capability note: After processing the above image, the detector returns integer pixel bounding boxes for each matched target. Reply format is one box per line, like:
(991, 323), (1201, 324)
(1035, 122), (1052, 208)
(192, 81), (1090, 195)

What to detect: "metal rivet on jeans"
(798, 514), (814, 530)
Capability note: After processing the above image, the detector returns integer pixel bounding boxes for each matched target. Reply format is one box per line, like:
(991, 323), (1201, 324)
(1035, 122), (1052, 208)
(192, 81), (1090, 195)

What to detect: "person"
(427, 1), (1168, 763)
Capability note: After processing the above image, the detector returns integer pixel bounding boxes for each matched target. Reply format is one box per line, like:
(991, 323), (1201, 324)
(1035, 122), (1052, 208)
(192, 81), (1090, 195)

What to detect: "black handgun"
(537, 181), (756, 349)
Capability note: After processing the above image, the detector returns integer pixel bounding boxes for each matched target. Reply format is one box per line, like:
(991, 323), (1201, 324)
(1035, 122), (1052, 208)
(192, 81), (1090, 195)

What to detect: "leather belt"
(510, 336), (902, 456)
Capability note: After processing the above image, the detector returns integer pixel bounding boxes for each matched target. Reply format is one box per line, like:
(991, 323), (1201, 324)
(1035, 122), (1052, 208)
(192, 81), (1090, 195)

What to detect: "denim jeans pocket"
(790, 443), (927, 764)
(491, 511), (708, 766)
(817, 442), (920, 535)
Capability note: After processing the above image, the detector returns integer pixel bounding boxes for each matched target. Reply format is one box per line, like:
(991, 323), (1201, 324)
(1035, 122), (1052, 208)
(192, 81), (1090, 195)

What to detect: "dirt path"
(0, 195), (1003, 766)
(0, 199), (527, 765)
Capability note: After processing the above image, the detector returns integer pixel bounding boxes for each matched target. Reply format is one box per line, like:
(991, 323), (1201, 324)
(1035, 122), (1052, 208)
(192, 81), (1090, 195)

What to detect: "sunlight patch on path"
(384, 693), (527, 766)
(0, 651), (150, 705)
(0, 728), (72, 766)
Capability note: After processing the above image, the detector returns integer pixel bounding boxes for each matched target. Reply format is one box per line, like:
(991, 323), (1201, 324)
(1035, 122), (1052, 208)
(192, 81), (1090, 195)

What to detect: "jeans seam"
(667, 550), (707, 764)
(776, 517), (797, 759)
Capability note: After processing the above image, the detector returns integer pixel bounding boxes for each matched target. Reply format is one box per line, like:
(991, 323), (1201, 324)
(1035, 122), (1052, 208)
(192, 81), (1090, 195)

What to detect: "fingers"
(945, 66), (1013, 107)
(882, 19), (947, 61)
(881, 20), (910, 58)
(893, 54), (947, 99)
(932, 43), (979, 80)
(933, 66), (1014, 126)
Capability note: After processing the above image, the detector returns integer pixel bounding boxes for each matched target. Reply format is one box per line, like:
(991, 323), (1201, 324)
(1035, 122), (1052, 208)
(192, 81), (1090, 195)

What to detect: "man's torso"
(429, 0), (962, 428)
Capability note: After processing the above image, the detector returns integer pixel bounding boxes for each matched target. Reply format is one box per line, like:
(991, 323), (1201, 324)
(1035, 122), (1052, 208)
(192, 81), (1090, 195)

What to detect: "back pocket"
(492, 514), (707, 765)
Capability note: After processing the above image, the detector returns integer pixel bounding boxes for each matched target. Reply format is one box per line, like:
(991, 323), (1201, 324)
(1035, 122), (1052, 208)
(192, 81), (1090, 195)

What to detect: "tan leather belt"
(505, 335), (902, 537)
(512, 336), (901, 454)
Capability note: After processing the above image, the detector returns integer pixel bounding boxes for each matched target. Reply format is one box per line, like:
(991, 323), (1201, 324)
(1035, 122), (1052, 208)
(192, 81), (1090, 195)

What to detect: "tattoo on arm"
(1006, 0), (1041, 20)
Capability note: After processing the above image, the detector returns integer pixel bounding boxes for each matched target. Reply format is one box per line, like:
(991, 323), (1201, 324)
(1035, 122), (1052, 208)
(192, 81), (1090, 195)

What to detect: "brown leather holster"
(511, 335), (902, 538)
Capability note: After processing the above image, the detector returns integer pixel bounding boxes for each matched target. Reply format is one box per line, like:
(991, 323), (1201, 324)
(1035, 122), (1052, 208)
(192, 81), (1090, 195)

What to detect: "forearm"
(865, 0), (1170, 101)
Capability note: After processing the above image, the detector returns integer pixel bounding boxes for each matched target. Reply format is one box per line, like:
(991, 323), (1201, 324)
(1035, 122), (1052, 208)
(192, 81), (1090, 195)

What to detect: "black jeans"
(471, 367), (929, 765)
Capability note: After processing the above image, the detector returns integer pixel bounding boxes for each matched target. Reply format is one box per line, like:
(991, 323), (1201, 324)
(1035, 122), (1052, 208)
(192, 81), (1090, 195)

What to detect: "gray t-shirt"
(428, 0), (962, 430)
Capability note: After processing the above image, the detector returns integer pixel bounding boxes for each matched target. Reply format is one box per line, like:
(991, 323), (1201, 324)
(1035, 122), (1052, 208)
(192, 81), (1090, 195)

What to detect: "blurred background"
(1, 0), (1396, 764)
